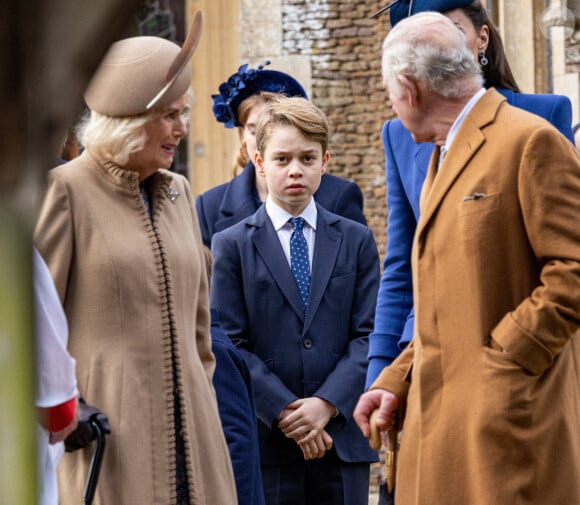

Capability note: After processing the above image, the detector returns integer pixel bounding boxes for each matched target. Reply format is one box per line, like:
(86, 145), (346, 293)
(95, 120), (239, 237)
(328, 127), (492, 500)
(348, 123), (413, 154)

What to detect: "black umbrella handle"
(83, 420), (107, 505)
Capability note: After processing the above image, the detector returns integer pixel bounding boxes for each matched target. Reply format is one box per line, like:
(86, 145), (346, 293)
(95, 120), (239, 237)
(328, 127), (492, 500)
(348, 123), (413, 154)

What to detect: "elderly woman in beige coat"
(34, 13), (237, 505)
(355, 12), (580, 505)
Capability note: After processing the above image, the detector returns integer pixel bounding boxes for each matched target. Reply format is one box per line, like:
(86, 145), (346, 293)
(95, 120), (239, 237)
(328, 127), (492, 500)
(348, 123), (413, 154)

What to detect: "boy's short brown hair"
(255, 96), (329, 155)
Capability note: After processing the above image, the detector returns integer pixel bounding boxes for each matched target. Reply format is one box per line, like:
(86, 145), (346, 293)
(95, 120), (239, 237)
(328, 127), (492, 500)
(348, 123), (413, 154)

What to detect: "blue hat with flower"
(212, 62), (307, 128)
(370, 0), (474, 26)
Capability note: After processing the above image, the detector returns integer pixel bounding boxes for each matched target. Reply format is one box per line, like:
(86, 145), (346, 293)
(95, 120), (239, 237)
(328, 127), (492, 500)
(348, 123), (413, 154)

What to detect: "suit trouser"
(261, 449), (370, 505)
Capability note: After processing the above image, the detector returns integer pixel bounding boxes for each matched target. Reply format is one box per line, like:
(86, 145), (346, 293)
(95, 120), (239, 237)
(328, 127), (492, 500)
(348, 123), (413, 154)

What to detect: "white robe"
(33, 248), (77, 505)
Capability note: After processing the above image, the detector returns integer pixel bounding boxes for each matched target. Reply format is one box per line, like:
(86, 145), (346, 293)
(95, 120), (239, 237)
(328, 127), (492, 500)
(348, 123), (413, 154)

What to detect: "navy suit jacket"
(366, 88), (574, 387)
(196, 162), (367, 247)
(211, 309), (265, 505)
(210, 204), (380, 465)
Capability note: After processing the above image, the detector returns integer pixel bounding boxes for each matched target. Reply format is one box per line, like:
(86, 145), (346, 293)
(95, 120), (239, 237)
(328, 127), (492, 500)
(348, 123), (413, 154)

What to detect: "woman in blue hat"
(195, 64), (367, 247)
(366, 0), (575, 388)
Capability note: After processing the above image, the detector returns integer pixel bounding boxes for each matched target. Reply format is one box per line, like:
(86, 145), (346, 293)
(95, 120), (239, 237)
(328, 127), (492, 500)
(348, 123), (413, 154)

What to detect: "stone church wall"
(242, 0), (394, 257)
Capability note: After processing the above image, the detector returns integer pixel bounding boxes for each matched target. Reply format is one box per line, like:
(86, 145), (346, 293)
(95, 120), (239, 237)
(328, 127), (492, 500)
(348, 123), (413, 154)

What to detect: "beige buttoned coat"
(34, 152), (237, 505)
(373, 89), (580, 505)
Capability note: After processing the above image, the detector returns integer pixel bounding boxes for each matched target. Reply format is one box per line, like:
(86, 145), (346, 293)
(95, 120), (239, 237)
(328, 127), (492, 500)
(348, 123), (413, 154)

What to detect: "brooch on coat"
(167, 187), (180, 203)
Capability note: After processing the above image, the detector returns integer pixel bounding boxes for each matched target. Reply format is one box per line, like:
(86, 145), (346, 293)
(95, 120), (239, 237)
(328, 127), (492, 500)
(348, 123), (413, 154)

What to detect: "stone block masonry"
(281, 0), (396, 259)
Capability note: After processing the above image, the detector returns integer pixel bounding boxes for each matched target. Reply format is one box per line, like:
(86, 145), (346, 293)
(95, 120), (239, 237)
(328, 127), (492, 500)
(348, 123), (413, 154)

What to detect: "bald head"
(382, 12), (483, 99)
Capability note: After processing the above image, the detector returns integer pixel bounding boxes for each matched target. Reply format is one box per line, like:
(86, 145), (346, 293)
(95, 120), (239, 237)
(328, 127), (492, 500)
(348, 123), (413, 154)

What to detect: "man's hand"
(278, 397), (336, 444)
(353, 389), (398, 440)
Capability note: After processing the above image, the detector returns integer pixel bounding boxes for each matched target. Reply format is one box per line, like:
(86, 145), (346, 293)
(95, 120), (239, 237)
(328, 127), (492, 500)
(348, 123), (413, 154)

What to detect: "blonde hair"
(255, 96), (328, 155)
(77, 112), (149, 166)
(78, 87), (194, 166)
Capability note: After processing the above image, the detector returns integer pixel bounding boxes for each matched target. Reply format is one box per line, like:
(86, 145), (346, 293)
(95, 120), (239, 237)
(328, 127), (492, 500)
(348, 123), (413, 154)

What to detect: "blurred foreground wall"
(0, 2), (140, 502)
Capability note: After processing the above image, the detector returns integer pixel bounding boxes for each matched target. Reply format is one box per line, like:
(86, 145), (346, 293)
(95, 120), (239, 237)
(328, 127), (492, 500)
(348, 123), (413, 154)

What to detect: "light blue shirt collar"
(444, 87), (486, 154)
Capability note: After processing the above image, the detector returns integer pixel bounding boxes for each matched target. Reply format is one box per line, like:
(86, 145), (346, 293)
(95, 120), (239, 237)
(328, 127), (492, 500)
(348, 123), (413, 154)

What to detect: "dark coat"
(211, 309), (266, 505)
(210, 204), (380, 466)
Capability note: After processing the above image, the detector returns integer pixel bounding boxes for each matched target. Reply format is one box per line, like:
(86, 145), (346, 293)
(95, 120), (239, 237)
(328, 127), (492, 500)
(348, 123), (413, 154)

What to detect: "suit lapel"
(251, 207), (305, 321)
(417, 89), (505, 239)
(304, 207), (342, 332)
(419, 146), (439, 215)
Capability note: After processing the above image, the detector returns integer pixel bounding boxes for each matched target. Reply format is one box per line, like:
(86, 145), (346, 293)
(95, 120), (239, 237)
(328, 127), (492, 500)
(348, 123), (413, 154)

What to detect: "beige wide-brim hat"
(85, 11), (203, 117)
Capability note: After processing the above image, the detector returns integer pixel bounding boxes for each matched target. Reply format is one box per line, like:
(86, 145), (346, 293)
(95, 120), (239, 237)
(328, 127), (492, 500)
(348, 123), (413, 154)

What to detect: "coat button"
(303, 338), (313, 349)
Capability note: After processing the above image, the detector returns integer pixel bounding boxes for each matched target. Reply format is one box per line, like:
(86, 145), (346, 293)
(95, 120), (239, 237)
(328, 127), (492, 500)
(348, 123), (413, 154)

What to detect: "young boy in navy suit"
(210, 96), (380, 505)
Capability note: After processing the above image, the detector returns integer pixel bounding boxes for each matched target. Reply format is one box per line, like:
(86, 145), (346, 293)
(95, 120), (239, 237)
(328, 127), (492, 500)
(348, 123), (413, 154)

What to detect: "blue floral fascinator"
(212, 61), (307, 128)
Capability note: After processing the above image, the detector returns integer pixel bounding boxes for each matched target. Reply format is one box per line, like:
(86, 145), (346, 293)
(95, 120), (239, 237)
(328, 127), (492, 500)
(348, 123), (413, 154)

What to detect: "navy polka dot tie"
(290, 217), (311, 313)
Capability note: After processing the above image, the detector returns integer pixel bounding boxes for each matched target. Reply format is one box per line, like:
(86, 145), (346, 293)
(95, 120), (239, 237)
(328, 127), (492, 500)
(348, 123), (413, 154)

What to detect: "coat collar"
(218, 162), (259, 213)
(248, 204), (342, 330)
(417, 88), (506, 239)
(213, 163), (261, 233)
(84, 150), (174, 197)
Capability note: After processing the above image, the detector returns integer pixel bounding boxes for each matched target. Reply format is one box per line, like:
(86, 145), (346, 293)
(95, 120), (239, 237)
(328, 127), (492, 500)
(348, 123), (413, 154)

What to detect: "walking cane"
(64, 399), (111, 505)
(370, 410), (397, 505)
(83, 419), (107, 505)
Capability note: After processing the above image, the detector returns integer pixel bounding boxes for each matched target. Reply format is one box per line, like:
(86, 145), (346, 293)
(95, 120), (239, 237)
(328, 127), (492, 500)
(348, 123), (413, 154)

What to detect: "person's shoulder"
(197, 179), (230, 203)
(319, 172), (357, 190)
(381, 117), (415, 148)
(317, 173), (363, 207)
(48, 152), (92, 182)
(382, 117), (406, 133)
(382, 117), (410, 136)
(199, 164), (253, 199)
(499, 88), (571, 116)
(318, 205), (370, 234)
(213, 208), (262, 241)
(510, 90), (570, 107)
(493, 89), (573, 137)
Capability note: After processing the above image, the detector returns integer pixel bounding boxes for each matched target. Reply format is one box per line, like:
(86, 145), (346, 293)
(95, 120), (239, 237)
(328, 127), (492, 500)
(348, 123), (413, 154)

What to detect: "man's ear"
(398, 74), (419, 108)
(254, 151), (266, 177)
(321, 151), (330, 174)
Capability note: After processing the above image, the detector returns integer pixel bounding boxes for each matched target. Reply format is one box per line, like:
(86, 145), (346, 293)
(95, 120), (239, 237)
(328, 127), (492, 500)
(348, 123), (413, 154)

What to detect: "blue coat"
(196, 162), (367, 247)
(366, 89), (574, 387)
(211, 309), (266, 505)
(210, 204), (380, 465)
